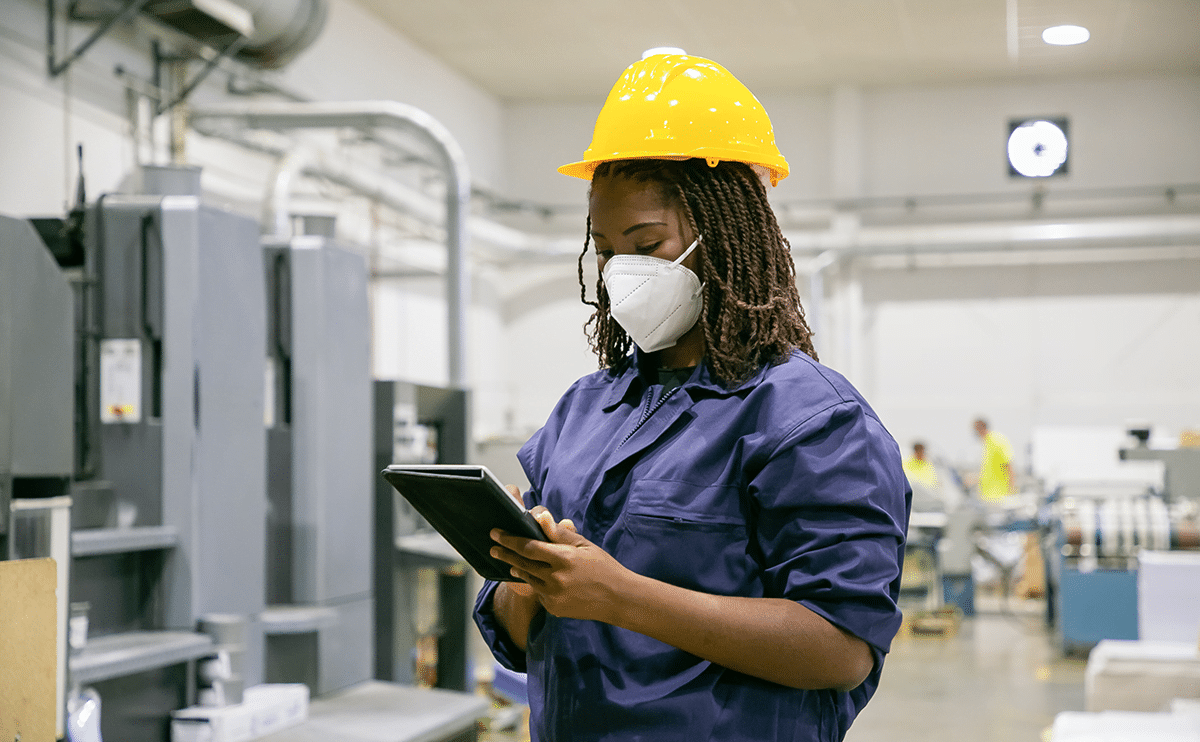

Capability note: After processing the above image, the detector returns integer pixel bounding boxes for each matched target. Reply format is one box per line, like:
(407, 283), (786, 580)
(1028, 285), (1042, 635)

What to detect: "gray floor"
(479, 593), (1087, 742)
(846, 594), (1086, 742)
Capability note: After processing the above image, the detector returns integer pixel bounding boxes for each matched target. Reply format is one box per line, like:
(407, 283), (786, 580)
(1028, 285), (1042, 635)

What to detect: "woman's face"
(588, 174), (698, 274)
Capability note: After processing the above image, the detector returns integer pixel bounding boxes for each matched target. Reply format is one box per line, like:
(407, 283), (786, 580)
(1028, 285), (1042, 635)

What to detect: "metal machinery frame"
(373, 381), (472, 692)
(1, 215), (76, 737)
(1049, 479), (1200, 653)
(261, 228), (374, 695)
(61, 166), (269, 739)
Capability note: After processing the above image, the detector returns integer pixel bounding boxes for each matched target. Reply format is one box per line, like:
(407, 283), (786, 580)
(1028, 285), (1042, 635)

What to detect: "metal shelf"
(261, 605), (339, 635)
(395, 532), (464, 565)
(255, 681), (488, 742)
(72, 525), (180, 556)
(69, 630), (213, 685)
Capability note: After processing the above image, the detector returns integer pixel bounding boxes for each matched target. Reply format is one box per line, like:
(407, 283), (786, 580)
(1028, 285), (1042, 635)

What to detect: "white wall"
(0, 1), (144, 214)
(859, 258), (1200, 470)
(865, 76), (1200, 197)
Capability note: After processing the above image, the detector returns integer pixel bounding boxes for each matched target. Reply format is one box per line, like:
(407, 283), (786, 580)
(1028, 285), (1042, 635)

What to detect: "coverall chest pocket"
(620, 480), (752, 593)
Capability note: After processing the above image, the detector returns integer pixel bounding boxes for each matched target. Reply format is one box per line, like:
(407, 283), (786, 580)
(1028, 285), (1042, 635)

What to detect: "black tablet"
(381, 464), (548, 582)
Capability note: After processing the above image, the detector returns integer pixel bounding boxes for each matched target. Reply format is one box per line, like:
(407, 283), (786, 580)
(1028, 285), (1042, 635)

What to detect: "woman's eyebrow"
(591, 221), (668, 240)
(623, 221), (667, 236)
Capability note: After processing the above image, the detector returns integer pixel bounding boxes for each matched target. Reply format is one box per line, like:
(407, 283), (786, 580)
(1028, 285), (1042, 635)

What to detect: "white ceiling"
(351, 0), (1200, 102)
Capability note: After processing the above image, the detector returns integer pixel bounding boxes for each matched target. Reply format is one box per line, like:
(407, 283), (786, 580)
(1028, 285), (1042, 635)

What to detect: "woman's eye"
(636, 242), (663, 253)
(596, 249), (613, 259)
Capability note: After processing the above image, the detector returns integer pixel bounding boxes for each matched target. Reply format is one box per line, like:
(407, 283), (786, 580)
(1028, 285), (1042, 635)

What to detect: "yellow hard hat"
(559, 52), (789, 186)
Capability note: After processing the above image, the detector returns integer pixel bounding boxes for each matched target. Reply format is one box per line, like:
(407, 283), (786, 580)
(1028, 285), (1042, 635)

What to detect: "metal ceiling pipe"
(805, 250), (839, 355)
(785, 214), (1200, 255)
(264, 144), (316, 240)
(794, 212), (1200, 357)
(191, 100), (471, 388)
(193, 120), (582, 260)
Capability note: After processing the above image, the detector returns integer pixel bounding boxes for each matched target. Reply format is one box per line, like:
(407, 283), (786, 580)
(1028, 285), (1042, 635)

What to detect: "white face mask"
(602, 235), (703, 353)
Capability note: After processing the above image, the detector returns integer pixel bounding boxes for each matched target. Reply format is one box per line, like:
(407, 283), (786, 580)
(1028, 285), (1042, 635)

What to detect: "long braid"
(578, 214), (633, 371)
(579, 158), (818, 385)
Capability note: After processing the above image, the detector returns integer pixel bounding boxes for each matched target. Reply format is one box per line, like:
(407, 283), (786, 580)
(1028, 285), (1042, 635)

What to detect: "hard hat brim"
(558, 153), (788, 186)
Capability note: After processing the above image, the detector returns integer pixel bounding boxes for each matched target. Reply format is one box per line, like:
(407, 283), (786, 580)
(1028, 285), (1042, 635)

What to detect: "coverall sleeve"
(749, 399), (910, 657)
(473, 422), (551, 674)
(473, 579), (528, 673)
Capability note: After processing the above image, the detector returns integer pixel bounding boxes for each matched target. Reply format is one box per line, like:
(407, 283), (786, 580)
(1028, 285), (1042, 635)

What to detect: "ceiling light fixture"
(1042, 25), (1090, 45)
(642, 47), (687, 59)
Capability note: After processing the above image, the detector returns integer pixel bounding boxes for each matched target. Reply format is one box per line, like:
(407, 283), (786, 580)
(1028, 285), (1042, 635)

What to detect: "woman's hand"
(490, 499), (873, 691)
(490, 506), (632, 624)
(488, 486), (544, 650)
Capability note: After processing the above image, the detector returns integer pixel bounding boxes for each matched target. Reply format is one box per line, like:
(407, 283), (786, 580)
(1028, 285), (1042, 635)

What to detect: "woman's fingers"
(490, 539), (551, 573)
(508, 565), (544, 587)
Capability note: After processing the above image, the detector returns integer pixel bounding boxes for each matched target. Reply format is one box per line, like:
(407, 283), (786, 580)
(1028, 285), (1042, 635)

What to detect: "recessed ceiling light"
(1042, 25), (1090, 46)
(642, 47), (687, 59)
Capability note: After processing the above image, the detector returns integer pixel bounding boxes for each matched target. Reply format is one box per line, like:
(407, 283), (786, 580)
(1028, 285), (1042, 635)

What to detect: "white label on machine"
(393, 402), (438, 464)
(264, 358), (277, 428)
(99, 339), (141, 423)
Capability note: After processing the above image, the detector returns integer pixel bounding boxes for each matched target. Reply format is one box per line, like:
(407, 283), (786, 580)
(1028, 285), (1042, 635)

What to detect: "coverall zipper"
(617, 385), (680, 450)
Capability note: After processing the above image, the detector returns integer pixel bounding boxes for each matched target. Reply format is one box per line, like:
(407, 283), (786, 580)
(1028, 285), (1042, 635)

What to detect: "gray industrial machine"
(373, 380), (472, 691)
(0, 215), (75, 540)
(63, 166), (268, 739)
(261, 227), (374, 695)
(1120, 428), (1200, 503)
(1, 214), (76, 736)
(1047, 427), (1200, 653)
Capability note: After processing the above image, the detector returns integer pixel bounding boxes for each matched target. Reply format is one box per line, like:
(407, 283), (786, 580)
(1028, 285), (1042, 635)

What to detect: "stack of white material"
(172, 684), (309, 742)
(1053, 700), (1200, 742)
(1140, 551), (1200, 644)
(1086, 640), (1200, 713)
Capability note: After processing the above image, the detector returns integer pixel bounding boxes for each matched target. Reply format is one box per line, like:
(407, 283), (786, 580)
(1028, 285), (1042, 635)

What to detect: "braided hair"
(577, 158), (817, 386)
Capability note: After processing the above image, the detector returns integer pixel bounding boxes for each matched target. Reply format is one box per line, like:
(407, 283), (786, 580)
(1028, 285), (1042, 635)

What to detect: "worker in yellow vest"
(973, 418), (1015, 501)
(902, 441), (939, 491)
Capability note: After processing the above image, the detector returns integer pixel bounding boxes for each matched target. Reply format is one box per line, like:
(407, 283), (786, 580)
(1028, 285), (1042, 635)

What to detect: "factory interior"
(2, 1), (1200, 740)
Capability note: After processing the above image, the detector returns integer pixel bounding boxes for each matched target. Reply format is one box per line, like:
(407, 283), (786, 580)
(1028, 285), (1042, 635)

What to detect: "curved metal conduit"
(190, 101), (471, 387)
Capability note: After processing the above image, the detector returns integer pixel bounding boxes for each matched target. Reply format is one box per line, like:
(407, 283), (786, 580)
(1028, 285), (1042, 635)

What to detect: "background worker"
(902, 441), (939, 491)
(473, 52), (910, 742)
(973, 417), (1015, 501)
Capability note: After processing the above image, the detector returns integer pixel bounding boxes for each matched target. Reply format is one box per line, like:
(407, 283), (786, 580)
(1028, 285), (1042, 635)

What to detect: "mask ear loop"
(671, 235), (706, 298)
(671, 234), (702, 266)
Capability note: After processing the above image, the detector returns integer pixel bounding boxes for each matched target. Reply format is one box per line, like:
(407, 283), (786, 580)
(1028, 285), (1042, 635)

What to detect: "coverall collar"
(600, 347), (774, 411)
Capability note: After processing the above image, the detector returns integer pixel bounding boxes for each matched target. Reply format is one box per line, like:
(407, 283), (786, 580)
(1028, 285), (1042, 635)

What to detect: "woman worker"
(474, 51), (911, 742)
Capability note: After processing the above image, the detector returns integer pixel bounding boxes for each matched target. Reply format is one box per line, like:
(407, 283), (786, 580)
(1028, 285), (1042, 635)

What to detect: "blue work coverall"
(475, 349), (911, 741)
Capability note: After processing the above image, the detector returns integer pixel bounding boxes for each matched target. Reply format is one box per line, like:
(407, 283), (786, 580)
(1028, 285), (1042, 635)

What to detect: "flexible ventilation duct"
(232, 0), (327, 69)
(146, 0), (327, 68)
